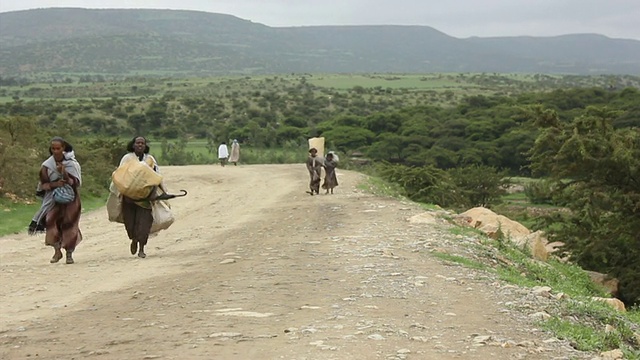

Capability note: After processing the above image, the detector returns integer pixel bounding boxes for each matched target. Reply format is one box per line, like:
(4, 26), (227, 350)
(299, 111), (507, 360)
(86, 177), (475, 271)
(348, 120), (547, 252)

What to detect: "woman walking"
(228, 139), (240, 166)
(118, 136), (160, 258)
(322, 152), (339, 194)
(306, 148), (323, 195)
(29, 137), (83, 264)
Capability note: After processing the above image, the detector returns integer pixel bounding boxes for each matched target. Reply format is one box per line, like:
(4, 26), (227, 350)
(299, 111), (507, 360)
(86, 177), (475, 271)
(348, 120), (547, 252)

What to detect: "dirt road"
(1, 164), (585, 360)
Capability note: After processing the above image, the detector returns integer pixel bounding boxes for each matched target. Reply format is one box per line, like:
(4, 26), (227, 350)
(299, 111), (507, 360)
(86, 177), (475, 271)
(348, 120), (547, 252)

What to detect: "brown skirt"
(45, 193), (82, 252)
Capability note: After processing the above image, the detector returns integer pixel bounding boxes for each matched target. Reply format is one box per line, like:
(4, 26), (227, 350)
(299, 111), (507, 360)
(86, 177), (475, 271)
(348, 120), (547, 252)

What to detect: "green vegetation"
(355, 175), (407, 199)
(528, 106), (640, 306)
(541, 301), (640, 355)
(0, 196), (107, 236)
(431, 252), (488, 271)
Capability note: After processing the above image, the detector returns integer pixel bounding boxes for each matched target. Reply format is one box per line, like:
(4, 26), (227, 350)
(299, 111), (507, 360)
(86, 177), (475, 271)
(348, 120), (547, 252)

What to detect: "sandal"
(50, 249), (63, 263)
(130, 240), (138, 255)
(50, 243), (63, 263)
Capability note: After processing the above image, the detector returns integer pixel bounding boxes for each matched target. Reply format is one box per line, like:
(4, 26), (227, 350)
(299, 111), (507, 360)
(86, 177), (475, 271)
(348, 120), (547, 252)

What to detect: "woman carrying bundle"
(118, 136), (161, 258)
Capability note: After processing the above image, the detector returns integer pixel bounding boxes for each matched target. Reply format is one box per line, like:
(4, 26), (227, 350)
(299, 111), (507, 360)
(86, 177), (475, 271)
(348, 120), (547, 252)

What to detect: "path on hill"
(0, 164), (591, 360)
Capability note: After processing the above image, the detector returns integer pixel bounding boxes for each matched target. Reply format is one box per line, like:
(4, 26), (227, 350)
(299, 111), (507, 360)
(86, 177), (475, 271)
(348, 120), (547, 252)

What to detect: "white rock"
(367, 334), (385, 340)
(532, 286), (552, 298)
(473, 335), (492, 344)
(529, 311), (551, 320)
(411, 336), (429, 342)
(209, 332), (242, 338)
(516, 340), (535, 347)
(600, 349), (624, 360)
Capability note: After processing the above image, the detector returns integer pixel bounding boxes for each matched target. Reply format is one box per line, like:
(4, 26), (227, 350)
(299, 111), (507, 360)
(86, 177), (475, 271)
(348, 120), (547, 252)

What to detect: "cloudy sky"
(1, 0), (639, 40)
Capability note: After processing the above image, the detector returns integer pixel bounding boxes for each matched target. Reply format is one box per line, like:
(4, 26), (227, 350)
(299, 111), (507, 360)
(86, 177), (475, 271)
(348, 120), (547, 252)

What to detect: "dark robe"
(322, 159), (339, 191)
(306, 155), (323, 194)
(39, 167), (83, 252)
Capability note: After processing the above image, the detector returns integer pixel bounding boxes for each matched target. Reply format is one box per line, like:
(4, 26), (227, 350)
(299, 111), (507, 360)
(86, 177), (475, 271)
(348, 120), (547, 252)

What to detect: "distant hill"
(1, 8), (639, 76)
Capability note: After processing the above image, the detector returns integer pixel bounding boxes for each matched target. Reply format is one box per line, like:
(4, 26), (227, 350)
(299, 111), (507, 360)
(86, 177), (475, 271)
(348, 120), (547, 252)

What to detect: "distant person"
(118, 136), (160, 258)
(306, 148), (323, 195)
(228, 139), (240, 166)
(29, 137), (83, 264)
(322, 152), (339, 194)
(218, 142), (229, 167)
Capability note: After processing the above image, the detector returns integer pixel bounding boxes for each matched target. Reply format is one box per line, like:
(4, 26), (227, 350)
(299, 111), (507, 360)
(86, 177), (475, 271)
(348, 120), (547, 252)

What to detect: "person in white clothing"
(217, 142), (229, 166)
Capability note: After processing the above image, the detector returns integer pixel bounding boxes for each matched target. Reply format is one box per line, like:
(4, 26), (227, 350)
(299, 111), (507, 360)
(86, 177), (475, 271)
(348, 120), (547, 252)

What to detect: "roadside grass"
(431, 252), (489, 271)
(356, 173), (640, 356)
(356, 175), (406, 199)
(541, 301), (640, 355)
(0, 196), (107, 237)
(432, 231), (640, 356)
(447, 225), (484, 237)
(356, 174), (442, 213)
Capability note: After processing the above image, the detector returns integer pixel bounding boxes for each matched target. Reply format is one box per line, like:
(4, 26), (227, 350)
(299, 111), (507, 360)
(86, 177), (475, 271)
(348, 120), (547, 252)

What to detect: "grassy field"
(0, 72), (553, 103)
(307, 74), (475, 90)
(0, 196), (107, 236)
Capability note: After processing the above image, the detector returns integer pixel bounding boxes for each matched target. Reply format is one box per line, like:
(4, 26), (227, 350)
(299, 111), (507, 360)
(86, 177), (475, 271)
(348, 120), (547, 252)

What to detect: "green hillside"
(1, 8), (639, 76)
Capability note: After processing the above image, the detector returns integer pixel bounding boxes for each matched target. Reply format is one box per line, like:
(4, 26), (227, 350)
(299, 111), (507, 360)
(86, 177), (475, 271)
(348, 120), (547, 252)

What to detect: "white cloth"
(218, 144), (229, 159)
(119, 152), (159, 171)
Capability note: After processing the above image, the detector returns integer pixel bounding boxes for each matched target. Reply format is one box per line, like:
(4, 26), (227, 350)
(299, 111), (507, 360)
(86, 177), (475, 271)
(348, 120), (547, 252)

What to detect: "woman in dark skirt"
(118, 136), (160, 258)
(322, 152), (339, 194)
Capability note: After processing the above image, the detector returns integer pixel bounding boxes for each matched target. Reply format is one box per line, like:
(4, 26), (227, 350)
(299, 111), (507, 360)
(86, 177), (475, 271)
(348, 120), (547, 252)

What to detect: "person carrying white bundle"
(109, 136), (174, 258)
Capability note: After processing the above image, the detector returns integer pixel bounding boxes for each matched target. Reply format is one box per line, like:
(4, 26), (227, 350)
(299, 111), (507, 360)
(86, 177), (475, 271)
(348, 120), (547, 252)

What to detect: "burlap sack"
(112, 160), (163, 200)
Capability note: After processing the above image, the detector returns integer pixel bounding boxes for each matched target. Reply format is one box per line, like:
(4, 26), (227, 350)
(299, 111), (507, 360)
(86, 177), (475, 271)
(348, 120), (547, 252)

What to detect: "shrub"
(523, 179), (555, 204)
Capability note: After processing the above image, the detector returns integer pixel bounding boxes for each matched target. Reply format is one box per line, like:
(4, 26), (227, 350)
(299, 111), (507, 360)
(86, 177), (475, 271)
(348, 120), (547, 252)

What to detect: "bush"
(0, 116), (125, 200)
(523, 179), (556, 204)
(447, 165), (510, 208)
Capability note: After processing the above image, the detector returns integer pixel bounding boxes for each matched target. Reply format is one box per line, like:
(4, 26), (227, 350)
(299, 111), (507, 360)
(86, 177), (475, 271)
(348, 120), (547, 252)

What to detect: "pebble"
(208, 332), (242, 338)
(368, 334), (386, 340)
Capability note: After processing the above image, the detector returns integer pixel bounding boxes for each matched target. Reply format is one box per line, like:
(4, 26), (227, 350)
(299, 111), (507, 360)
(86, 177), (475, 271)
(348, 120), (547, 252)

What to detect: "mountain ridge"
(1, 8), (639, 75)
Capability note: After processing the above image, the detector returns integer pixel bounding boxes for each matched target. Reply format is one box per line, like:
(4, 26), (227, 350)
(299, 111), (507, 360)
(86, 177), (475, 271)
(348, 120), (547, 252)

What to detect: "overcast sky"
(1, 0), (639, 40)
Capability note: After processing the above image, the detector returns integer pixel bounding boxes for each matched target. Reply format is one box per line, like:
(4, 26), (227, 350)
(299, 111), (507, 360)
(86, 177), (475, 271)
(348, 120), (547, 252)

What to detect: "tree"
(529, 105), (640, 306)
(320, 126), (375, 151)
(127, 113), (147, 134)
